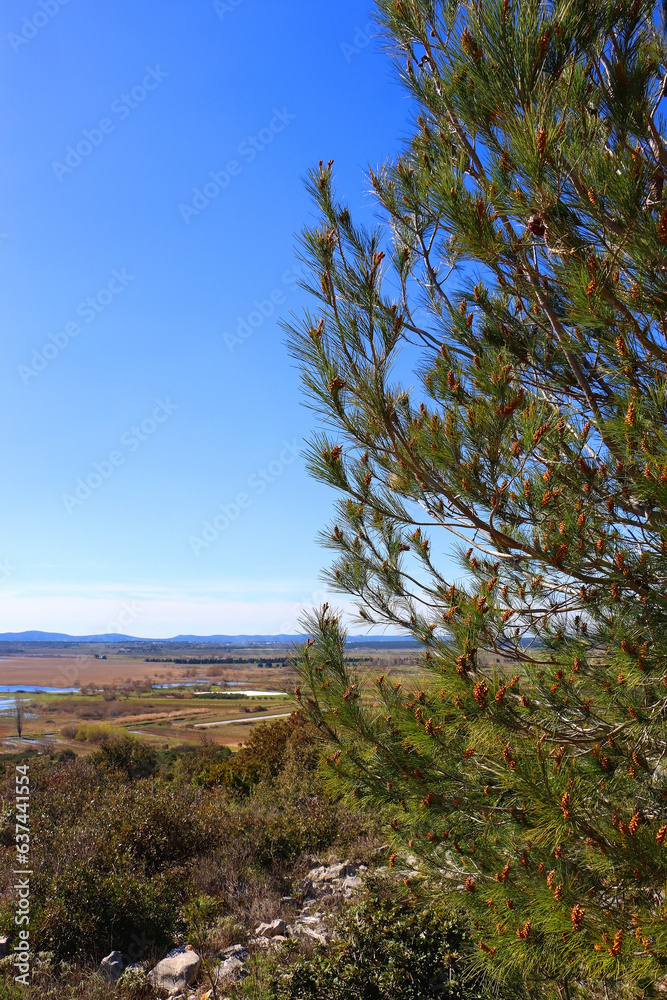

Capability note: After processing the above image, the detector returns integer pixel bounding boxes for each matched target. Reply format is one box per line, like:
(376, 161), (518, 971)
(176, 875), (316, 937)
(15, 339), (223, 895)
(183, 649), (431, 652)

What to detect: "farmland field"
(0, 639), (425, 752)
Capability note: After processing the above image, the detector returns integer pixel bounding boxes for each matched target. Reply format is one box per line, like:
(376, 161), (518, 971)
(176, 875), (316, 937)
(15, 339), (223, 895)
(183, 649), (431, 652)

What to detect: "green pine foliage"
(287, 0), (667, 996)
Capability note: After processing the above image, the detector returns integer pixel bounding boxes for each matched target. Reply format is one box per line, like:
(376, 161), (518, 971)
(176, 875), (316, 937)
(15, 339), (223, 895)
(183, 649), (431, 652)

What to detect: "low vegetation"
(0, 716), (512, 999)
(0, 717), (363, 997)
(255, 881), (497, 1000)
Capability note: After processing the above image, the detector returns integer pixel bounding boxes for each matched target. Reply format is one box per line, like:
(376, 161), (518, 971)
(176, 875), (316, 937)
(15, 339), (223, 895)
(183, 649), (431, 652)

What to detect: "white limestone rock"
(254, 918), (287, 938)
(148, 946), (201, 996)
(98, 950), (123, 981)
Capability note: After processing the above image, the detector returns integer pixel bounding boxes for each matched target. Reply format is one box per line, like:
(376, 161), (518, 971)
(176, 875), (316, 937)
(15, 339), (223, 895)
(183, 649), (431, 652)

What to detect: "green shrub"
(161, 741), (232, 785)
(89, 734), (159, 780)
(73, 723), (118, 743)
(0, 972), (26, 1000)
(264, 883), (494, 1000)
(203, 711), (320, 793)
(0, 960), (158, 999)
(28, 763), (207, 959)
(36, 863), (183, 960)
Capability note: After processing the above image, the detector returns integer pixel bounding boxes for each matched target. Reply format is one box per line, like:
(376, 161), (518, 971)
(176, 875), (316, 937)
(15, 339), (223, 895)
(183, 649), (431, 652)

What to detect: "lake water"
(0, 685), (80, 694)
(154, 681), (207, 688)
(0, 685), (80, 713)
(0, 683), (284, 713)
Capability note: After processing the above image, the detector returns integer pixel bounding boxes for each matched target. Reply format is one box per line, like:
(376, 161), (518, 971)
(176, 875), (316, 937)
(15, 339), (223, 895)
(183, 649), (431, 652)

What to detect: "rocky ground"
(96, 859), (368, 999)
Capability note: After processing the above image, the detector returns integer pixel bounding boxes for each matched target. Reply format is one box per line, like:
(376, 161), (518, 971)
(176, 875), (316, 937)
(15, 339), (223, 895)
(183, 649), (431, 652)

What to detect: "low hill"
(0, 630), (415, 646)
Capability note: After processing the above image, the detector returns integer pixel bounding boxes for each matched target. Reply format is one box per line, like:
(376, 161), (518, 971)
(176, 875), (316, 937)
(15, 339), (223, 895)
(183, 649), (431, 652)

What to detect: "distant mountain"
(0, 630), (413, 645)
(0, 631), (142, 643)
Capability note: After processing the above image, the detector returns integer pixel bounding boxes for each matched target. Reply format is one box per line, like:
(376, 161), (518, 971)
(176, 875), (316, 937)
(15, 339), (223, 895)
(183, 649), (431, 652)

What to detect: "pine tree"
(286, 0), (667, 996)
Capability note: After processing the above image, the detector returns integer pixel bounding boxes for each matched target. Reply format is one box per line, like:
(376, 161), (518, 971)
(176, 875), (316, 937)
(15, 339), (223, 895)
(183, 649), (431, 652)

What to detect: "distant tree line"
(144, 656), (289, 666)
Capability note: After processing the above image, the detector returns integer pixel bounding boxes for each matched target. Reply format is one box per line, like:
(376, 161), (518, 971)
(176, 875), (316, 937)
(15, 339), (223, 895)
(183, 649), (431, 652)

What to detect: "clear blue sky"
(0, 0), (411, 636)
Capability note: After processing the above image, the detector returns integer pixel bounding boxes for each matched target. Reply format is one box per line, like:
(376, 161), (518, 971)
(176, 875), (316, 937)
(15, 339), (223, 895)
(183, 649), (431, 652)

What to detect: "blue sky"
(0, 0), (412, 636)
